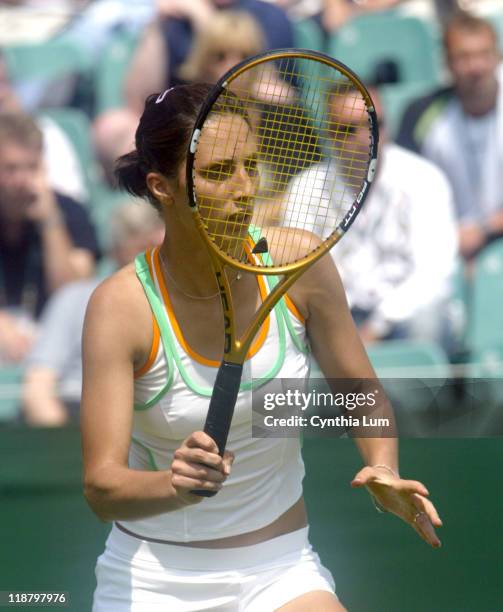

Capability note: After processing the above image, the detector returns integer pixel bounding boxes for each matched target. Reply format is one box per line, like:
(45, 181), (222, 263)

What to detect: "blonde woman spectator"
(125, 0), (294, 110)
(178, 10), (265, 84)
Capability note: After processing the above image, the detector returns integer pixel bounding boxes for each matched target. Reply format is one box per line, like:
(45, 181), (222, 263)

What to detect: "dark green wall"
(0, 428), (501, 611)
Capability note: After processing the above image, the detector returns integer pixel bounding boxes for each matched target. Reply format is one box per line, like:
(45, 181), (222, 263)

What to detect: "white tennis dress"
(92, 247), (336, 611)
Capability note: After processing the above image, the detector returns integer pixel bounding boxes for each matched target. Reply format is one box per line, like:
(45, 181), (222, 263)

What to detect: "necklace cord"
(159, 251), (241, 300)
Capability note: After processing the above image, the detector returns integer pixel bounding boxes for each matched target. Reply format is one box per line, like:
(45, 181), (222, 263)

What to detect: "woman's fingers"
(412, 493), (443, 527)
(171, 459), (227, 484)
(410, 509), (442, 549)
(395, 478), (429, 497)
(171, 472), (223, 493)
(222, 450), (235, 476)
(171, 432), (235, 501)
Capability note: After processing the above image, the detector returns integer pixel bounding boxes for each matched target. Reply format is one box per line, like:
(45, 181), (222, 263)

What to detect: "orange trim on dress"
(284, 294), (305, 324)
(153, 248), (270, 368)
(134, 313), (161, 379)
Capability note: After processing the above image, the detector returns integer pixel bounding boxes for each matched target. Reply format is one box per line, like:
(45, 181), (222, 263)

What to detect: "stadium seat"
(309, 340), (453, 436)
(487, 11), (503, 51)
(94, 30), (139, 115)
(38, 108), (102, 204)
(4, 37), (92, 83)
(328, 13), (441, 86)
(292, 18), (325, 53)
(367, 340), (457, 437)
(470, 345), (503, 414)
(0, 366), (23, 423)
(378, 81), (434, 138)
(366, 339), (450, 378)
(470, 239), (503, 353)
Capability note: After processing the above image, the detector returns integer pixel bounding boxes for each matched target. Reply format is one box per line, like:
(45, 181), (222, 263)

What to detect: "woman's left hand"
(351, 465), (443, 548)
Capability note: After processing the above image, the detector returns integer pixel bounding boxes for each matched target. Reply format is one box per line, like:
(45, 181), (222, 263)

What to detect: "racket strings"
(193, 55), (373, 266)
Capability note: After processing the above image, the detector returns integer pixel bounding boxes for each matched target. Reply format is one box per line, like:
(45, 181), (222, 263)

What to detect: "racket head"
(186, 48), (378, 274)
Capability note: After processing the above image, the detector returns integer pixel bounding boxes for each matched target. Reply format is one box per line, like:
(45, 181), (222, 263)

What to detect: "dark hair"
(115, 83), (250, 210)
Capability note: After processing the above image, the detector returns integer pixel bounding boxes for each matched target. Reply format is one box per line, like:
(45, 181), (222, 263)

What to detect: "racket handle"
(192, 361), (243, 498)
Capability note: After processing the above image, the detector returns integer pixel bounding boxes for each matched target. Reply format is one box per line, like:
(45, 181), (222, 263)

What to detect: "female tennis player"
(81, 83), (442, 611)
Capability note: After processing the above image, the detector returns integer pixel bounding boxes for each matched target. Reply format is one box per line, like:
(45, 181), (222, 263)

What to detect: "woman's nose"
(232, 163), (255, 198)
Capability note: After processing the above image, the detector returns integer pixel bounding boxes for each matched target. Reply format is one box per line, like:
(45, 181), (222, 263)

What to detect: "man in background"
(22, 200), (164, 426)
(397, 11), (503, 260)
(0, 111), (99, 363)
(284, 86), (458, 346)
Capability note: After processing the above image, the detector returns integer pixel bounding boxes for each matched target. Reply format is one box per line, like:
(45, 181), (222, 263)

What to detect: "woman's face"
(205, 48), (252, 83)
(193, 112), (259, 252)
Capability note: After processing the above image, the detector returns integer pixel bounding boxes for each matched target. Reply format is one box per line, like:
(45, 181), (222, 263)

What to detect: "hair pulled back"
(115, 83), (250, 210)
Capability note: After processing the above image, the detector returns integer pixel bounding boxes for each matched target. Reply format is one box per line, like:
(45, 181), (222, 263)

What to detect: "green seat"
(378, 81), (434, 138)
(309, 341), (453, 437)
(4, 37), (92, 83)
(366, 340), (455, 436)
(0, 366), (23, 423)
(445, 257), (471, 359)
(38, 108), (102, 205)
(487, 11), (503, 51)
(292, 18), (325, 53)
(328, 13), (441, 85)
(366, 339), (450, 378)
(470, 239), (503, 353)
(94, 31), (139, 115)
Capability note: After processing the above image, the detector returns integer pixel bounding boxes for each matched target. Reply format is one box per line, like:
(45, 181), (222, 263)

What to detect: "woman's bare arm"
(80, 270), (230, 521)
(291, 252), (399, 470)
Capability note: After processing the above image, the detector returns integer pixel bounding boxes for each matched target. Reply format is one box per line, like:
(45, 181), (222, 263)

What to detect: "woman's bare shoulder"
(85, 264), (152, 346)
(260, 226), (322, 266)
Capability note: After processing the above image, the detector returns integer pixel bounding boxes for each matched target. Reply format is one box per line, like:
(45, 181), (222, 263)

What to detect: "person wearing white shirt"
(283, 86), (458, 345)
(397, 12), (503, 260)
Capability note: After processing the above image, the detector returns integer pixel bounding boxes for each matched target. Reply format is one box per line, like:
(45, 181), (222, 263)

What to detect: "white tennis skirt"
(92, 524), (336, 611)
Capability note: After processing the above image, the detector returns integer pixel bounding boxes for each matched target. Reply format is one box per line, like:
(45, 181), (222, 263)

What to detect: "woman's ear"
(146, 172), (174, 207)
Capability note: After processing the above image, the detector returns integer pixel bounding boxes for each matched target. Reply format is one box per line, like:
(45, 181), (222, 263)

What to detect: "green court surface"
(0, 428), (501, 611)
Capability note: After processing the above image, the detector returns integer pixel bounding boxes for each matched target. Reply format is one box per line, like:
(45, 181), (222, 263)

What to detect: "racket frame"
(186, 48), (379, 366)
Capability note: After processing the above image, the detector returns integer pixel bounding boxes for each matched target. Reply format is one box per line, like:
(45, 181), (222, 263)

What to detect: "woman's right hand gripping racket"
(186, 49), (378, 496)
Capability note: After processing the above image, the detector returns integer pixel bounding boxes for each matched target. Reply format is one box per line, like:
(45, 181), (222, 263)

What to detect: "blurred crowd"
(1, 0), (502, 425)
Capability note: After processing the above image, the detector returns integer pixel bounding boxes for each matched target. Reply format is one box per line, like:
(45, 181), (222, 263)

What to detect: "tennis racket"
(186, 49), (378, 496)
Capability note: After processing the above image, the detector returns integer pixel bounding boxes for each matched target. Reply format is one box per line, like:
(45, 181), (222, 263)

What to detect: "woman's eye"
(201, 161), (235, 181)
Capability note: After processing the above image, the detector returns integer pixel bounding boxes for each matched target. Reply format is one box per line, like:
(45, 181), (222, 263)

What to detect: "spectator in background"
(177, 10), (265, 84)
(0, 49), (87, 202)
(0, 112), (100, 364)
(283, 86), (458, 345)
(92, 10), (267, 193)
(125, 0), (294, 113)
(177, 9), (296, 104)
(178, 8), (313, 199)
(22, 200), (164, 426)
(397, 11), (503, 261)
(320, 0), (404, 33)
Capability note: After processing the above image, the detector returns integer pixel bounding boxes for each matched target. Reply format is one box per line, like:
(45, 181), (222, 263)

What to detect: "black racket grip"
(192, 361), (243, 498)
